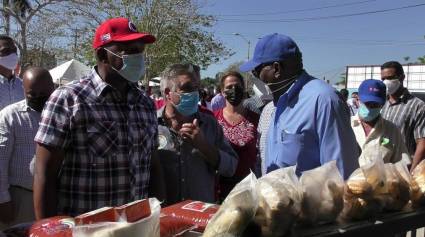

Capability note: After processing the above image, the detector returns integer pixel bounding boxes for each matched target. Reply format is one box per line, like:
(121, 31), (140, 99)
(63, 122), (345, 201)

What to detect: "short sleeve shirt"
(35, 69), (158, 216)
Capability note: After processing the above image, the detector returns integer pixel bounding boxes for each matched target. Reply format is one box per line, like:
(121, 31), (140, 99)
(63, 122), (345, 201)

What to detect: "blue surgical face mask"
(105, 48), (145, 83)
(173, 91), (199, 116)
(358, 103), (381, 122)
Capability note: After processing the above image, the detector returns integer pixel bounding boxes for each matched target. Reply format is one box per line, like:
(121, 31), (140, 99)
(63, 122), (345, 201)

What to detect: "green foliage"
(200, 76), (217, 89)
(73, 0), (233, 82)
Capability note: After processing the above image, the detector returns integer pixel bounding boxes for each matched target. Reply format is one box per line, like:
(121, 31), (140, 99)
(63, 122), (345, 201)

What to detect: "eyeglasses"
(251, 62), (274, 78)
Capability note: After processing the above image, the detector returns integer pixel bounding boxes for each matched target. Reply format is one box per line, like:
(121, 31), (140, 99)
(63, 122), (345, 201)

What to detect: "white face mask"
(0, 53), (18, 70)
(383, 79), (401, 95)
(252, 77), (273, 101)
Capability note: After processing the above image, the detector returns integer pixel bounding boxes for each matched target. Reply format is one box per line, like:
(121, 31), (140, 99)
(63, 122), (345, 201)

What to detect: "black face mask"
(224, 86), (244, 106)
(27, 96), (49, 112)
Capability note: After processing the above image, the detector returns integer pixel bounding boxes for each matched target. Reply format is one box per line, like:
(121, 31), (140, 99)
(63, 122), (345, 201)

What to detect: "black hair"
(381, 61), (404, 77)
(351, 92), (358, 95)
(0, 35), (14, 42)
(340, 89), (349, 98)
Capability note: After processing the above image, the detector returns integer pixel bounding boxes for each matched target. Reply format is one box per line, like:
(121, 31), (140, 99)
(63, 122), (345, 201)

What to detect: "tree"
(418, 56), (425, 64)
(0, 0), (87, 67)
(403, 56), (410, 63)
(70, 0), (233, 83)
(200, 76), (217, 89)
(2, 0), (31, 35)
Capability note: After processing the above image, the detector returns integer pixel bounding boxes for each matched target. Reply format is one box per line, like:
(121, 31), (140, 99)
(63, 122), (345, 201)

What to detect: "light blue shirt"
(266, 72), (359, 179)
(0, 74), (24, 111)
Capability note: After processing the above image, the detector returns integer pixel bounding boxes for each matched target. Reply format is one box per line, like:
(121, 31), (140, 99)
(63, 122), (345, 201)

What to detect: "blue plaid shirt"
(0, 75), (24, 111)
(35, 69), (158, 216)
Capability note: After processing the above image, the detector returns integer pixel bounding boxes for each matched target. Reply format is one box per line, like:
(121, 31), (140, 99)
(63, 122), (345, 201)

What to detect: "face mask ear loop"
(104, 48), (125, 71)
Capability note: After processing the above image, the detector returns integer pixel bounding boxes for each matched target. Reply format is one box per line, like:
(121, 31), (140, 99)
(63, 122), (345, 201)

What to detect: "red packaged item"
(160, 215), (196, 237)
(29, 216), (74, 237)
(115, 199), (151, 222)
(161, 200), (219, 232)
(75, 207), (117, 225)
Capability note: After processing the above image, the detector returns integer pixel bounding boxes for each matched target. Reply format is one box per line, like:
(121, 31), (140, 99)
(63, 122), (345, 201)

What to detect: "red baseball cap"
(92, 17), (156, 49)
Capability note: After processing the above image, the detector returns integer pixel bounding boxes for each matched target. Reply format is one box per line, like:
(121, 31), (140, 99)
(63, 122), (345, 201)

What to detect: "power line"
(216, 0), (377, 17)
(217, 3), (425, 23)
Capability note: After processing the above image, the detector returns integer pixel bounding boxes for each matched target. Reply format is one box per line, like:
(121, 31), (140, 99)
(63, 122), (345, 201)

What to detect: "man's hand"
(179, 119), (204, 148)
(179, 119), (219, 168)
(0, 201), (14, 223)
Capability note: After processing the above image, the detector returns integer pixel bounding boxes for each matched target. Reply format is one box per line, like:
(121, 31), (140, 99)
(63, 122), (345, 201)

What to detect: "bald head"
(23, 67), (54, 112)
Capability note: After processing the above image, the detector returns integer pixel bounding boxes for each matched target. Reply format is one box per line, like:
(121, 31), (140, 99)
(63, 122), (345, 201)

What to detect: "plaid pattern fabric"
(0, 100), (40, 203)
(35, 69), (158, 216)
(0, 75), (24, 110)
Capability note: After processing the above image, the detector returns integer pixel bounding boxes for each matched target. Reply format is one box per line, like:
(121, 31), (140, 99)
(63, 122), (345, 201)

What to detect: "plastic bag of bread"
(376, 163), (410, 211)
(72, 198), (161, 237)
(339, 157), (386, 221)
(254, 166), (302, 237)
(411, 159), (425, 207)
(203, 172), (258, 237)
(299, 160), (344, 225)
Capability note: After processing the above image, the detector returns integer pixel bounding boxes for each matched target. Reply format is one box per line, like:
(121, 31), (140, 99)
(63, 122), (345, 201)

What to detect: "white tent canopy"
(49, 59), (91, 85)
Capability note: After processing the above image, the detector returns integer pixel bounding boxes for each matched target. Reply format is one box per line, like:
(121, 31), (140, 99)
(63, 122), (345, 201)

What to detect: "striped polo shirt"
(381, 89), (425, 156)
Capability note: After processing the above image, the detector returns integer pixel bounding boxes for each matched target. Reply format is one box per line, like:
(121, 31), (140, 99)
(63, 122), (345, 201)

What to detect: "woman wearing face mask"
(351, 79), (410, 167)
(213, 71), (260, 201)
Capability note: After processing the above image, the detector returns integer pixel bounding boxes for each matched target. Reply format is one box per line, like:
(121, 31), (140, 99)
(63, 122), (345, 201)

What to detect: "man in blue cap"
(351, 79), (409, 166)
(240, 33), (359, 179)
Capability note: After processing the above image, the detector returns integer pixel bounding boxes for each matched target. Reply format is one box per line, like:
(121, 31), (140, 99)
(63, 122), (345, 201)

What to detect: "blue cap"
(358, 79), (387, 105)
(240, 33), (300, 72)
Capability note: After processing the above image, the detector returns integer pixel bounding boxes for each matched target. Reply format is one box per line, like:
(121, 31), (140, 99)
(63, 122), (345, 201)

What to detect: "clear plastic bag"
(254, 166), (303, 237)
(299, 160), (344, 225)
(72, 198), (161, 237)
(203, 172), (258, 237)
(376, 163), (410, 211)
(340, 158), (386, 221)
(411, 159), (425, 207)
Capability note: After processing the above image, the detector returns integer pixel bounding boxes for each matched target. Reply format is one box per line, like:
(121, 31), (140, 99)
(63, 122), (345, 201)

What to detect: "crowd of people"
(0, 17), (424, 230)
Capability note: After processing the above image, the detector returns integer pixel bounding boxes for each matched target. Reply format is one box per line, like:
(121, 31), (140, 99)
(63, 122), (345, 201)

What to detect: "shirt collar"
(399, 88), (412, 103)
(274, 71), (312, 124)
(0, 74), (16, 84)
(91, 68), (110, 98)
(91, 67), (142, 103)
(17, 99), (38, 113)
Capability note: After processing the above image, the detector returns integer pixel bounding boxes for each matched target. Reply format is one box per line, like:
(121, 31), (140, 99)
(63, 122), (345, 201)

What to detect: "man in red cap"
(33, 18), (161, 218)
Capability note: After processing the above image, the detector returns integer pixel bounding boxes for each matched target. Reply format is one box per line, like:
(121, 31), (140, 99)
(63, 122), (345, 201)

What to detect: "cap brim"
(239, 60), (261, 72)
(359, 94), (385, 105)
(113, 33), (156, 44)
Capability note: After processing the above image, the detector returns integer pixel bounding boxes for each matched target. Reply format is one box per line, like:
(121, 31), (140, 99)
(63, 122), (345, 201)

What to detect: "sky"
(199, 0), (425, 84)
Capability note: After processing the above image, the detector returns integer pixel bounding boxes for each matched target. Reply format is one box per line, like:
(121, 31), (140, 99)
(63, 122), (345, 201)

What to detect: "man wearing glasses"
(380, 61), (425, 171)
(240, 33), (359, 179)
(156, 64), (237, 204)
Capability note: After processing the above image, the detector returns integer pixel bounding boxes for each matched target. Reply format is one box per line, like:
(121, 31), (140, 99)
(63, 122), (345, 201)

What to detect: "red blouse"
(214, 109), (259, 178)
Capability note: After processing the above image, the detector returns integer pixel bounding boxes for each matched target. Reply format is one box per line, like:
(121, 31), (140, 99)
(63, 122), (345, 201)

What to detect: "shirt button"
(181, 178), (185, 182)
(92, 163), (97, 167)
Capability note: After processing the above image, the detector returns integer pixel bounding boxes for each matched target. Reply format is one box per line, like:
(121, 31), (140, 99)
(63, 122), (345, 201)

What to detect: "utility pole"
(73, 28), (78, 58)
